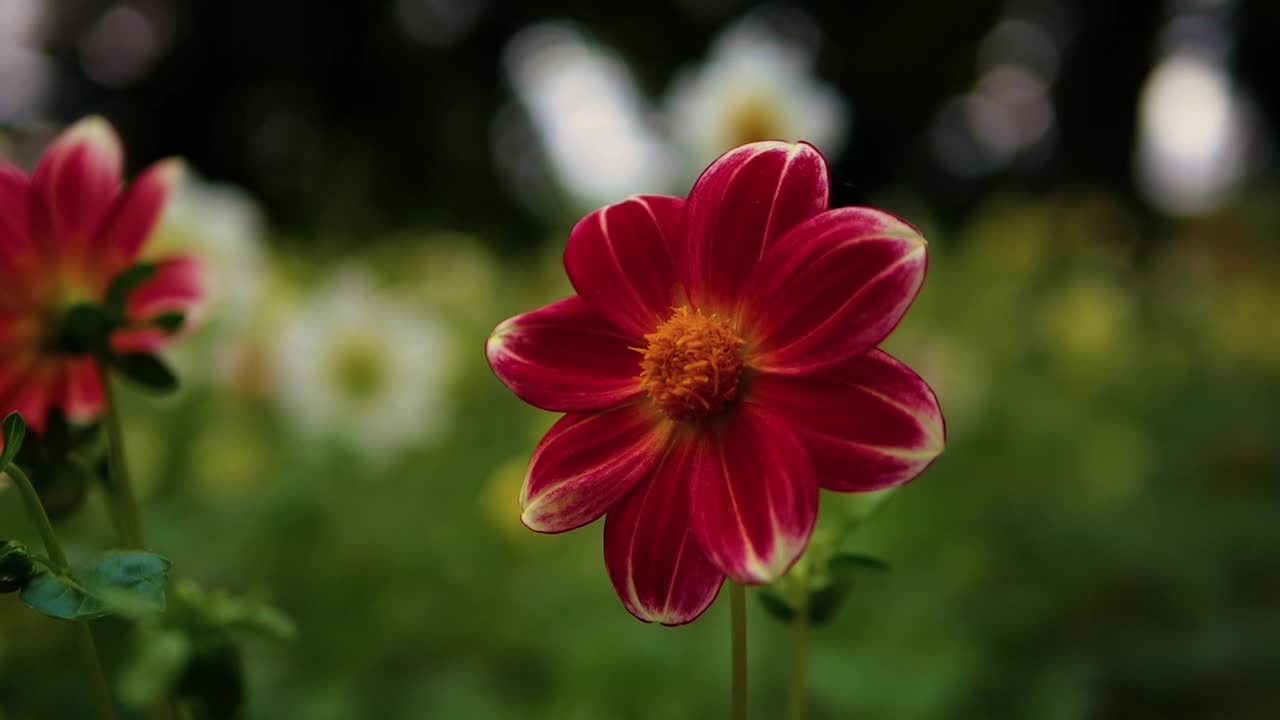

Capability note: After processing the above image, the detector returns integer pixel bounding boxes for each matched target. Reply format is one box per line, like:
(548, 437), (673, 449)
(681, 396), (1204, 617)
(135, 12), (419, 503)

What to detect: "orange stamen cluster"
(637, 306), (746, 421)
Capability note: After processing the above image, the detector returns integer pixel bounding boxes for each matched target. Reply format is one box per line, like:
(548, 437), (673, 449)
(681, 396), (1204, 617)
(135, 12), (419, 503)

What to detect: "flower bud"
(0, 540), (37, 594)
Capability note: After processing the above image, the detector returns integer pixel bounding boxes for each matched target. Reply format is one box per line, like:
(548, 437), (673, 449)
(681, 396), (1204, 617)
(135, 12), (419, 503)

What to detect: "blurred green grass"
(2, 189), (1279, 719)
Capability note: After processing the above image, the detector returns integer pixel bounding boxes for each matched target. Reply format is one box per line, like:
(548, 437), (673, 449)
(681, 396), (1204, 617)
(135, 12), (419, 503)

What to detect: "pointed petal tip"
(484, 318), (511, 361)
(57, 116), (123, 157)
(151, 157), (187, 184)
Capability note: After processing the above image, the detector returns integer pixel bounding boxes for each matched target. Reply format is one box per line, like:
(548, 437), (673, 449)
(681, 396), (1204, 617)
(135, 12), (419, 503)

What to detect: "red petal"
(690, 405), (818, 584)
(57, 358), (106, 425)
(487, 296), (642, 413)
(105, 255), (206, 355)
(0, 362), (56, 434)
(109, 329), (169, 355)
(125, 255), (206, 324)
(0, 165), (41, 307)
(0, 163), (34, 259)
(28, 118), (123, 266)
(682, 142), (828, 314)
(751, 350), (945, 492)
(95, 158), (183, 276)
(604, 435), (725, 625)
(521, 405), (672, 533)
(744, 207), (927, 376)
(565, 195), (684, 338)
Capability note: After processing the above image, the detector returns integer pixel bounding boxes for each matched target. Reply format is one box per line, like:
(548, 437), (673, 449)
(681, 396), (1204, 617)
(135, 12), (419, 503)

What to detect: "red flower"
(0, 118), (204, 433)
(487, 141), (944, 625)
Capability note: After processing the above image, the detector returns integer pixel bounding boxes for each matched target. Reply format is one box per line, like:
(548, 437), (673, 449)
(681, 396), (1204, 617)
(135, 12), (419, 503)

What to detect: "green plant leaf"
(0, 540), (36, 594)
(828, 553), (890, 574)
(1, 412), (26, 470)
(120, 627), (192, 709)
(21, 550), (172, 620)
(110, 353), (180, 394)
(105, 263), (156, 308)
(51, 304), (121, 354)
(151, 312), (186, 333)
(757, 586), (798, 623)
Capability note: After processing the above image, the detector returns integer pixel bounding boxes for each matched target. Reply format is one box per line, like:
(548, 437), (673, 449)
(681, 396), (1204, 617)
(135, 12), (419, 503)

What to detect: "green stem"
(730, 582), (747, 720)
(786, 597), (811, 720)
(99, 370), (174, 720)
(7, 464), (119, 720)
(73, 622), (120, 720)
(9, 464), (69, 568)
(99, 367), (145, 548)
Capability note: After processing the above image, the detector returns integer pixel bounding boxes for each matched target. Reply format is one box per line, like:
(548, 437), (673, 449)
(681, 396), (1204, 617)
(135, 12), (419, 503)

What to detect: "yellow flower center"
(638, 306), (746, 421)
(331, 341), (387, 400)
(727, 95), (785, 147)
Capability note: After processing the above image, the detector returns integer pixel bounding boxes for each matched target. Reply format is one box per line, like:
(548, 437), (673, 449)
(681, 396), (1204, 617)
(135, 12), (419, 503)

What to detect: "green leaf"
(106, 263), (156, 308)
(757, 586), (798, 623)
(151, 312), (186, 333)
(110, 353), (179, 394)
(51, 304), (121, 354)
(0, 540), (36, 594)
(21, 550), (172, 620)
(1, 412), (25, 470)
(828, 553), (890, 574)
(173, 579), (297, 640)
(120, 627), (192, 709)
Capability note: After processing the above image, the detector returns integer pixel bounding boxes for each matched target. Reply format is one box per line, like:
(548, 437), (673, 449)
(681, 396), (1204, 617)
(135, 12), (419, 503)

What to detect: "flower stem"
(9, 464), (69, 568)
(7, 464), (118, 720)
(98, 370), (174, 720)
(730, 582), (747, 720)
(73, 623), (120, 720)
(786, 598), (810, 720)
(99, 367), (145, 548)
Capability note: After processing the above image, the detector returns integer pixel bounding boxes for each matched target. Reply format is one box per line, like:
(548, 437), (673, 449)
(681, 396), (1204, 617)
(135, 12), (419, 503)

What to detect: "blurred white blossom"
(665, 17), (850, 171)
(147, 173), (271, 387)
(152, 174), (267, 329)
(272, 269), (453, 461)
(504, 22), (676, 210)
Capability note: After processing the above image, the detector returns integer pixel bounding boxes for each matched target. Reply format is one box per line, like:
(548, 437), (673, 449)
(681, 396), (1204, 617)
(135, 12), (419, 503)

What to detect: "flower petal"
(106, 255), (206, 355)
(683, 141), (828, 313)
(690, 405), (818, 584)
(604, 435), (724, 625)
(0, 361), (56, 433)
(0, 165), (40, 306)
(521, 404), (672, 533)
(28, 118), (124, 264)
(751, 349), (945, 492)
(0, 163), (33, 257)
(125, 256), (206, 324)
(57, 358), (105, 424)
(744, 207), (927, 376)
(487, 296), (642, 413)
(95, 158), (184, 276)
(565, 195), (684, 338)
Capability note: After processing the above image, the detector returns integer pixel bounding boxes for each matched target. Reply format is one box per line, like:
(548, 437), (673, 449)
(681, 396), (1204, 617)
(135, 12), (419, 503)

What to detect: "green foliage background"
(2, 179), (1278, 718)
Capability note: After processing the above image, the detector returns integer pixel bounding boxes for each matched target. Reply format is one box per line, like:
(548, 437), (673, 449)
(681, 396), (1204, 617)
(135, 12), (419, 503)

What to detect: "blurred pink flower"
(488, 141), (945, 625)
(0, 117), (203, 432)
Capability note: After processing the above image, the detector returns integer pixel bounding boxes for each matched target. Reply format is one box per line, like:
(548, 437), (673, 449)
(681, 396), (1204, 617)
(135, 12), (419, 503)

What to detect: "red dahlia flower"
(487, 141), (944, 625)
(0, 118), (203, 433)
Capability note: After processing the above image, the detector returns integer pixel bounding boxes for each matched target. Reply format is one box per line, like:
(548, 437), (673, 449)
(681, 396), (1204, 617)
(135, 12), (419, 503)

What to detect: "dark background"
(37, 0), (1278, 244)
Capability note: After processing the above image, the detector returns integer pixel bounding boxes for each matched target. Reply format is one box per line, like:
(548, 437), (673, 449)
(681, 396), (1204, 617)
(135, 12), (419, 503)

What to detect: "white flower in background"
(504, 22), (676, 210)
(146, 173), (272, 389)
(272, 270), (453, 461)
(149, 173), (267, 335)
(665, 16), (850, 171)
